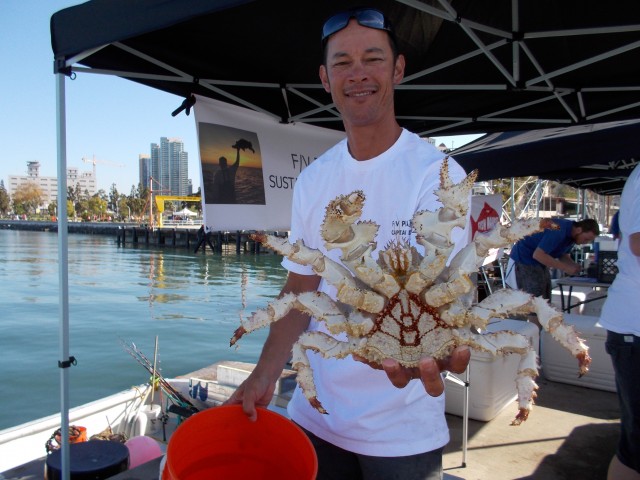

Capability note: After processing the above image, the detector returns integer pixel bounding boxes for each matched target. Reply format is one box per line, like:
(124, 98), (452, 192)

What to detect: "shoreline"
(0, 220), (271, 253)
(0, 219), (127, 235)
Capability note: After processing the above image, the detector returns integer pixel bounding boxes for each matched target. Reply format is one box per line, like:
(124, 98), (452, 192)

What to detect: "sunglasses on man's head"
(321, 8), (394, 45)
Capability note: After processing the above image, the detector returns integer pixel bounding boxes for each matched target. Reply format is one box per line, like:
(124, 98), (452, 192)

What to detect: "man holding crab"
(226, 7), (470, 479)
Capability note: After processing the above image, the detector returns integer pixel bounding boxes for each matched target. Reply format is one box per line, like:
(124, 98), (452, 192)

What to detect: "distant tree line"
(0, 180), (201, 222)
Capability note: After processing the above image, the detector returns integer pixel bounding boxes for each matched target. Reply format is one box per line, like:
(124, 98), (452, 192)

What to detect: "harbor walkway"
(442, 376), (619, 479)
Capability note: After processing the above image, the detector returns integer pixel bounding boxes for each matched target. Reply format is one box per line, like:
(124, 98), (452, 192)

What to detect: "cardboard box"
(540, 314), (615, 392)
(445, 319), (539, 422)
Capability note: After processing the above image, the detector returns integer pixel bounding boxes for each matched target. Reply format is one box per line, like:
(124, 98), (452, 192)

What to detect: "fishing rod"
(119, 339), (197, 410)
(121, 339), (192, 406)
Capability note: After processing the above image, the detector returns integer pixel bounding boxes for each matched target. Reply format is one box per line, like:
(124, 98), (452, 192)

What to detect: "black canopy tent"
(452, 120), (640, 195)
(51, 0), (640, 136)
(49, 1), (640, 476)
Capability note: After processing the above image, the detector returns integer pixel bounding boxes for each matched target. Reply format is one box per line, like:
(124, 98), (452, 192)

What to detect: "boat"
(0, 360), (295, 478)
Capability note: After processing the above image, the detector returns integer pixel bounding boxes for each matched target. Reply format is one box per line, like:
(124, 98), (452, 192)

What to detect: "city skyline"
(0, 1), (480, 195)
(6, 135), (194, 202)
(148, 137), (191, 196)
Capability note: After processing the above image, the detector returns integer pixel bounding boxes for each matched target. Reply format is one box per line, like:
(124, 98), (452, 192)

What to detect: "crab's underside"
(231, 159), (591, 425)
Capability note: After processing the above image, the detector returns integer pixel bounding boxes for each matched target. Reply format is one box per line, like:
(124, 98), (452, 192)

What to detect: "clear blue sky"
(0, 1), (481, 194)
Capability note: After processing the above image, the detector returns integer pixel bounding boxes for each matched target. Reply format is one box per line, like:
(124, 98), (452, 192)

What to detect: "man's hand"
(564, 263), (582, 276)
(223, 373), (276, 422)
(380, 346), (471, 396)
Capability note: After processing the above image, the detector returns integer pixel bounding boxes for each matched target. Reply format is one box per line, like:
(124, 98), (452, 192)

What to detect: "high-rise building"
(7, 161), (95, 208)
(145, 137), (189, 196)
(150, 143), (160, 191)
(138, 154), (150, 190)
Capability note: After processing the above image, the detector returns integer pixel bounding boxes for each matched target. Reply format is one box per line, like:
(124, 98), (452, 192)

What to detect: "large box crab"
(231, 159), (591, 425)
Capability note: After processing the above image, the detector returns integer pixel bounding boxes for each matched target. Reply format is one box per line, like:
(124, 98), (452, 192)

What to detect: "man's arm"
(225, 272), (321, 420)
(532, 248), (581, 275)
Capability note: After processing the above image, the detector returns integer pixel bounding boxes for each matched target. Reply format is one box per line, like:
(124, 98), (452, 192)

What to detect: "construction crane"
(82, 155), (125, 178)
(144, 176), (170, 230)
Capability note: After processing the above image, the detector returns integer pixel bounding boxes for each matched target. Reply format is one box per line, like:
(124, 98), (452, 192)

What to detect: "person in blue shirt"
(610, 211), (621, 240)
(508, 218), (599, 299)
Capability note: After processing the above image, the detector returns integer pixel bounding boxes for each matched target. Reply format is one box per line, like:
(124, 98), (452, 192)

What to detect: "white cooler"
(540, 313), (615, 392)
(445, 319), (539, 422)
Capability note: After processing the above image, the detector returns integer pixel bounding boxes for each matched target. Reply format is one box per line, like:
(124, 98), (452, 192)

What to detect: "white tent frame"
(61, 1), (640, 136)
(55, 72), (72, 480)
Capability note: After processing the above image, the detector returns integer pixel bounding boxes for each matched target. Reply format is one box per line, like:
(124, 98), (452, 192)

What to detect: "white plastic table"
(555, 277), (611, 313)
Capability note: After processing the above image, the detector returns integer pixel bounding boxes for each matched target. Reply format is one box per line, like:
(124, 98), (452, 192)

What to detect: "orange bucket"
(163, 405), (317, 480)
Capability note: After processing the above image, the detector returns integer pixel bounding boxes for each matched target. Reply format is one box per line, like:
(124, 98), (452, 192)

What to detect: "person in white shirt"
(599, 163), (640, 480)
(226, 7), (470, 479)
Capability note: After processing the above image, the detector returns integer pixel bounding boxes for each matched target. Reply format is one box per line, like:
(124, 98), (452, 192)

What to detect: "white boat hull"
(0, 361), (295, 475)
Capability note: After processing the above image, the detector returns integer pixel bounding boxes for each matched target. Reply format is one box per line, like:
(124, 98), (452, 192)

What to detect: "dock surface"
(2, 367), (619, 480)
(442, 376), (618, 479)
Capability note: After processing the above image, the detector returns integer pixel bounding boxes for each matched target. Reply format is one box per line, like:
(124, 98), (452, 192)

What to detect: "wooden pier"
(115, 225), (269, 254)
(0, 220), (280, 254)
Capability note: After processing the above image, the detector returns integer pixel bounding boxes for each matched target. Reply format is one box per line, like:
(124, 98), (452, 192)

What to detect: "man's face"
(574, 229), (597, 245)
(319, 20), (405, 130)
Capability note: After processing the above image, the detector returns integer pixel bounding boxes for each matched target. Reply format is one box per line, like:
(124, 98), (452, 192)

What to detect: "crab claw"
(511, 408), (530, 426)
(577, 351), (592, 377)
(230, 326), (247, 346)
(309, 398), (328, 415)
(250, 233), (267, 243)
(539, 218), (559, 230)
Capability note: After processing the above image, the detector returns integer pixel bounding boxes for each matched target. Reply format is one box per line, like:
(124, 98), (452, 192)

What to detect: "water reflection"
(0, 229), (287, 429)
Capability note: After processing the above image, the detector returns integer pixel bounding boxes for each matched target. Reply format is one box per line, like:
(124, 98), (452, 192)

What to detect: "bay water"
(0, 228), (286, 430)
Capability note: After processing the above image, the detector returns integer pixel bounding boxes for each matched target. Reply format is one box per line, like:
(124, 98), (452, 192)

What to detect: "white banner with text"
(194, 96), (345, 231)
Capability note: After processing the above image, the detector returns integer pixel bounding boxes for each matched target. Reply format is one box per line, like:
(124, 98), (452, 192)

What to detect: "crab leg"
(292, 331), (366, 414)
(445, 219), (560, 286)
(465, 289), (591, 375)
(422, 276), (474, 307)
(468, 289), (533, 326)
(435, 157), (478, 219)
(319, 192), (403, 299)
(316, 191), (398, 296)
(453, 328), (539, 425)
(412, 159), (477, 284)
(473, 218), (559, 258)
(529, 297), (591, 375)
(252, 234), (386, 313)
(320, 191), (367, 244)
(230, 291), (348, 345)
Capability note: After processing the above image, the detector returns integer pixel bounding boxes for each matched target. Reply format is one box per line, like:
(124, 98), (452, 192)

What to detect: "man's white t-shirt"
(283, 129), (467, 456)
(599, 164), (640, 336)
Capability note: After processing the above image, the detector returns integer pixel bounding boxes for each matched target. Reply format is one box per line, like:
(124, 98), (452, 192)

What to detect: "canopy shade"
(452, 120), (640, 195)
(174, 207), (197, 216)
(51, 0), (640, 137)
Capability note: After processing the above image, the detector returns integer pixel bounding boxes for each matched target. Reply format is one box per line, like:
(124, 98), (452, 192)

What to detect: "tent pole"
(56, 71), (71, 480)
(461, 365), (470, 467)
(444, 371), (469, 467)
(511, 178), (516, 220)
(535, 179), (542, 218)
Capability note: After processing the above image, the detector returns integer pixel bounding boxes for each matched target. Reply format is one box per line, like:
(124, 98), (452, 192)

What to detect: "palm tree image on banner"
(199, 123), (266, 205)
